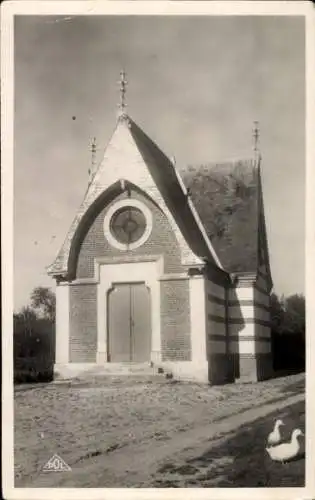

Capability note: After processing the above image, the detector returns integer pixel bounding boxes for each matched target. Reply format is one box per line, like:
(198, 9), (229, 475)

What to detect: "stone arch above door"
(69, 183), (188, 279)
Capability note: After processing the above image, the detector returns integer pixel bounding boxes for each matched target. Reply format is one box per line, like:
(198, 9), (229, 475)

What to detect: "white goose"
(267, 419), (284, 446)
(266, 428), (304, 463)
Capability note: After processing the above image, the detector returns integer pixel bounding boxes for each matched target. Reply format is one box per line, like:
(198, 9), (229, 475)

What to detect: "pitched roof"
(180, 160), (260, 273)
(47, 115), (222, 277)
(48, 113), (266, 278)
(127, 118), (222, 267)
(126, 118), (264, 275)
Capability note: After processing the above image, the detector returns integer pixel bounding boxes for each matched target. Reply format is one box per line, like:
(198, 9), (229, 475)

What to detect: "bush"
(14, 356), (54, 383)
(271, 331), (305, 372)
(270, 293), (305, 373)
(14, 315), (55, 384)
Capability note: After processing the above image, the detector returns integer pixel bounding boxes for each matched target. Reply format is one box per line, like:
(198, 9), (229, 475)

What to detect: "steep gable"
(47, 115), (221, 278)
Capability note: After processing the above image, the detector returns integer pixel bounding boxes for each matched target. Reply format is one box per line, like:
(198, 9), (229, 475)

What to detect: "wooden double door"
(107, 282), (151, 362)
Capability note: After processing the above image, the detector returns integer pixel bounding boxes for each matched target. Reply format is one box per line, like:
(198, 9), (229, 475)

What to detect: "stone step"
(54, 363), (171, 381)
(75, 363), (162, 379)
(88, 363), (153, 372)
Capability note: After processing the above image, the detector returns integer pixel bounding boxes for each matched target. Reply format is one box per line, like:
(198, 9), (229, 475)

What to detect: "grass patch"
(153, 400), (305, 487)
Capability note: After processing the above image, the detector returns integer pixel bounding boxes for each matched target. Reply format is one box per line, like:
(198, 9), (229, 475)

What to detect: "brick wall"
(204, 279), (233, 384)
(69, 284), (97, 362)
(205, 280), (226, 346)
(237, 353), (273, 381)
(208, 354), (234, 385)
(69, 188), (193, 365)
(75, 189), (184, 278)
(161, 280), (191, 361)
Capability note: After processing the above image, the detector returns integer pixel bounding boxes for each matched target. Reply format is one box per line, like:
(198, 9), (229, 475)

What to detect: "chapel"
(47, 72), (273, 384)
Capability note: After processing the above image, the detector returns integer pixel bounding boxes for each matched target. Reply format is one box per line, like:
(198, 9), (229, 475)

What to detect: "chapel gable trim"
(256, 157), (273, 293)
(47, 115), (223, 279)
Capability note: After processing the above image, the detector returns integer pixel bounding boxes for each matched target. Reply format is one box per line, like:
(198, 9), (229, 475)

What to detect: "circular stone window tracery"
(104, 199), (153, 250)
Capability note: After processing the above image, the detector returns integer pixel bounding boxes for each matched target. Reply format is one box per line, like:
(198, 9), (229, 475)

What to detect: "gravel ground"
(14, 372), (305, 487)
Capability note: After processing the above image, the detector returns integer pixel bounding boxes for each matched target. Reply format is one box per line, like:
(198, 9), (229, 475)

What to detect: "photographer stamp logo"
(42, 454), (71, 472)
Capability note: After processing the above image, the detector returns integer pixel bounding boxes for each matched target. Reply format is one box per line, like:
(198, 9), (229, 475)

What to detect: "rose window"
(110, 206), (147, 245)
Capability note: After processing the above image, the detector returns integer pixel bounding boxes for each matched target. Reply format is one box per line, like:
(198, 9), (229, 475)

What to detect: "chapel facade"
(47, 74), (273, 384)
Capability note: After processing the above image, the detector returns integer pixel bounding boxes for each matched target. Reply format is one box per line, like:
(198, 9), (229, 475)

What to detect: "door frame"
(107, 282), (151, 362)
(96, 259), (162, 364)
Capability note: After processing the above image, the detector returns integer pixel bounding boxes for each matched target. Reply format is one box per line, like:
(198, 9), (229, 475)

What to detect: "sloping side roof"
(128, 118), (221, 267)
(180, 160), (259, 273)
(257, 160), (273, 290)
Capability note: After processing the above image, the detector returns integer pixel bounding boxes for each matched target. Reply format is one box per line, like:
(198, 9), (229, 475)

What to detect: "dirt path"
(29, 391), (304, 488)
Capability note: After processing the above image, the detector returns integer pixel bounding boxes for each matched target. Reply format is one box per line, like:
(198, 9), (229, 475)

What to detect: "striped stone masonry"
(227, 274), (272, 381)
(204, 278), (232, 384)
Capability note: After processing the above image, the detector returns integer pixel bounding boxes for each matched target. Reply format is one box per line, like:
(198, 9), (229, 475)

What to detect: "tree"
(14, 306), (37, 323)
(270, 293), (285, 335)
(283, 294), (305, 337)
(270, 292), (305, 372)
(284, 294), (305, 319)
(270, 292), (305, 336)
(30, 287), (56, 322)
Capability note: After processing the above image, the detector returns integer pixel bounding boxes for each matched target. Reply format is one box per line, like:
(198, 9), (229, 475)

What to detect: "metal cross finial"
(88, 137), (97, 179)
(253, 120), (260, 154)
(118, 69), (128, 116)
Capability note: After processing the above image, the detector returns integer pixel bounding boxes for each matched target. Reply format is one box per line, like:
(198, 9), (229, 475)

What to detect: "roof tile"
(180, 160), (259, 273)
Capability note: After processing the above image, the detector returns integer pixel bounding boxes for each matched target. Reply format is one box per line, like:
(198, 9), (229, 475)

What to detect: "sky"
(14, 14), (305, 311)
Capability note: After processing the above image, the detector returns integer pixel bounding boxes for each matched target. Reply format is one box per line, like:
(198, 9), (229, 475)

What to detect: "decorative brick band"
(207, 293), (226, 305)
(233, 335), (270, 342)
(228, 317), (271, 327)
(68, 278), (98, 285)
(208, 334), (227, 341)
(69, 272), (190, 286)
(228, 299), (270, 313)
(208, 314), (270, 328)
(95, 254), (163, 265)
(231, 273), (256, 287)
(238, 352), (272, 359)
(159, 274), (189, 281)
(68, 254), (165, 285)
(254, 284), (270, 297)
(208, 334), (271, 343)
(208, 314), (226, 324)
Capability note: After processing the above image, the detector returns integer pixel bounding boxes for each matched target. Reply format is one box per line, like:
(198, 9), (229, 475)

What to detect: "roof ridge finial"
(88, 136), (97, 183)
(117, 69), (128, 119)
(253, 120), (260, 162)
